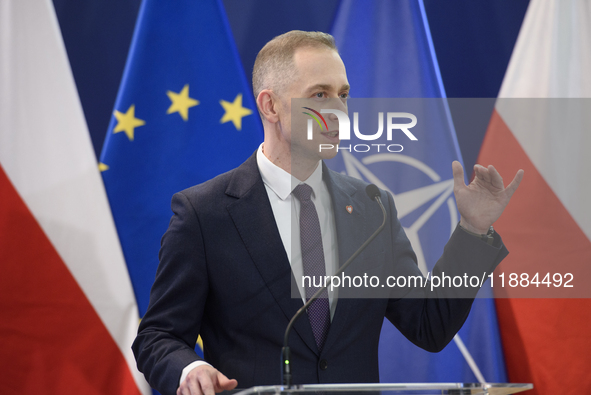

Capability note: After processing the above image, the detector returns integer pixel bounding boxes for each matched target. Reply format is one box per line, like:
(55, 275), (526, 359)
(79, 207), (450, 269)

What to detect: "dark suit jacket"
(132, 151), (508, 395)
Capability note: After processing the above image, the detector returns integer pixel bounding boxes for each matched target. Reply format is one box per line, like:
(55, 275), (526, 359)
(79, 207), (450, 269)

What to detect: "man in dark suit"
(132, 31), (523, 395)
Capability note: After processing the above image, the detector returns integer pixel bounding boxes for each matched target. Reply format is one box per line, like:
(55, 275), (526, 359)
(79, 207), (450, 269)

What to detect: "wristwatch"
(459, 224), (495, 245)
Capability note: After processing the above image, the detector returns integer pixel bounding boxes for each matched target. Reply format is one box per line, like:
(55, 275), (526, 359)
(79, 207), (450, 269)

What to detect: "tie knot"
(292, 183), (313, 202)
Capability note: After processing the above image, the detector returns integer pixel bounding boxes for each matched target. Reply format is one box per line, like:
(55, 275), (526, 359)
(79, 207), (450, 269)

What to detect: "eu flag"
(328, 0), (507, 383)
(100, 0), (263, 321)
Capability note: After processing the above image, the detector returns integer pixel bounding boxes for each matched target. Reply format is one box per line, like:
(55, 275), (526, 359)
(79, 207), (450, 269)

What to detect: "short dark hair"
(252, 30), (337, 99)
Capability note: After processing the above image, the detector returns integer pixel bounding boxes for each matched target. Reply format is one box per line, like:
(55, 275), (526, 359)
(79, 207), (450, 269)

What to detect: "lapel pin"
(346, 205), (353, 214)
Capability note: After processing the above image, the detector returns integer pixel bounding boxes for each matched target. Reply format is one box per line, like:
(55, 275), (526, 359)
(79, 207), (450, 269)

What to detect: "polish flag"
(0, 1), (149, 393)
(477, 0), (591, 393)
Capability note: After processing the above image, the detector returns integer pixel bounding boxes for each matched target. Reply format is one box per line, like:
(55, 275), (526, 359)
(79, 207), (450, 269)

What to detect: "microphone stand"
(281, 185), (387, 387)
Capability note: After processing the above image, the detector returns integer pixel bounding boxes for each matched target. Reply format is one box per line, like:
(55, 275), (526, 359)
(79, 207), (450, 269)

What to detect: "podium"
(233, 383), (533, 395)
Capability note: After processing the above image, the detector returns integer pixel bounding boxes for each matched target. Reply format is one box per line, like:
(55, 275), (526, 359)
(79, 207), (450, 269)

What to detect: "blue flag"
(329, 0), (507, 383)
(100, 0), (263, 324)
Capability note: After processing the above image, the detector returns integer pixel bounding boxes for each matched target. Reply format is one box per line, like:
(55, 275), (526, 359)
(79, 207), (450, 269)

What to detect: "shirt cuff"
(180, 360), (213, 387)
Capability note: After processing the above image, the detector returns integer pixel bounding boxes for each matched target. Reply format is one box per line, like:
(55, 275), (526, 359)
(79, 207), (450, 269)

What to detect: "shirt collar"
(256, 143), (323, 200)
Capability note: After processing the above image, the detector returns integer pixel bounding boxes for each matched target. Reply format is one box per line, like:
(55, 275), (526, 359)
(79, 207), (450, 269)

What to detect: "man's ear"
(256, 89), (280, 123)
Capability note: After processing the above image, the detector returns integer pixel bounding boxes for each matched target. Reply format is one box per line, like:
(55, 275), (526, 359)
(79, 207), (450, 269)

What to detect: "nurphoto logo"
(303, 107), (418, 153)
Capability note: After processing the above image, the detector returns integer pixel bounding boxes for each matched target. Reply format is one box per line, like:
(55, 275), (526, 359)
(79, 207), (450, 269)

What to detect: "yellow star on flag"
(167, 84), (199, 121)
(98, 163), (109, 172)
(220, 93), (252, 131)
(113, 104), (145, 141)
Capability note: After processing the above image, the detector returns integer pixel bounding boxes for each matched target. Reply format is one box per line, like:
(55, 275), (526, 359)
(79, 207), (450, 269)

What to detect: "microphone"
(281, 184), (387, 387)
(365, 184), (380, 201)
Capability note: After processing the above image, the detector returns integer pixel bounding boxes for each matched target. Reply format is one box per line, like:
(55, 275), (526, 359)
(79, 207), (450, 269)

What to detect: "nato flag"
(328, 0), (507, 383)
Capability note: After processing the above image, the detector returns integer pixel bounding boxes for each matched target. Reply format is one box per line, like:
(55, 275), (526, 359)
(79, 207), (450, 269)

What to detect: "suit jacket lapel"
(225, 152), (318, 355)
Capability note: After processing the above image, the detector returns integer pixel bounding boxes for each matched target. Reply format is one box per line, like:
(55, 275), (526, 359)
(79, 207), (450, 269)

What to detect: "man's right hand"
(177, 365), (238, 395)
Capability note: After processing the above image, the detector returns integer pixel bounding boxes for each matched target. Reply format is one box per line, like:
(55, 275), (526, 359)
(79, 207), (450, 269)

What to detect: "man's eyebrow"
(305, 84), (351, 93)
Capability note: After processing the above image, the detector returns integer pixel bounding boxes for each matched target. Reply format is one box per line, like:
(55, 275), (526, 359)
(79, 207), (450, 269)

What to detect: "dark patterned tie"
(292, 183), (331, 352)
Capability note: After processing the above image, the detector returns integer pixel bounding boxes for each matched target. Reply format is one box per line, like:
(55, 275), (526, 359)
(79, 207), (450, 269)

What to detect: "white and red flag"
(0, 1), (149, 393)
(478, 0), (591, 393)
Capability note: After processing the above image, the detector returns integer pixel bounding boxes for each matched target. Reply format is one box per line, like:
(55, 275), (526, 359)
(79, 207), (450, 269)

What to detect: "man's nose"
(326, 111), (339, 122)
(327, 97), (348, 116)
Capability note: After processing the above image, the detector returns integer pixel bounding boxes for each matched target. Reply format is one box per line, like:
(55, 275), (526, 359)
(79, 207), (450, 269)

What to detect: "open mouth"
(321, 130), (339, 142)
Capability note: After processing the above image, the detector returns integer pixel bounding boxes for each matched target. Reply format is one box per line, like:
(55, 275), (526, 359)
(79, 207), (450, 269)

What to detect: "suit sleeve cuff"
(180, 360), (213, 387)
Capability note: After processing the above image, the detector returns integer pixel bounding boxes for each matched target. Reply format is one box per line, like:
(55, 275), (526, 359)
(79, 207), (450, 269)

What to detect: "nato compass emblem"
(339, 151), (458, 275)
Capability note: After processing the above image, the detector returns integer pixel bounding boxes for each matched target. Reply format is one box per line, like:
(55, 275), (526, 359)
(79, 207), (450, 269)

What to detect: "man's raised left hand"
(452, 161), (524, 235)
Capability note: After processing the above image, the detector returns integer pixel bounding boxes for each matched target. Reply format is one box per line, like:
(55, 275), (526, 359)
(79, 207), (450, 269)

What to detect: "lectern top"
(232, 383), (533, 395)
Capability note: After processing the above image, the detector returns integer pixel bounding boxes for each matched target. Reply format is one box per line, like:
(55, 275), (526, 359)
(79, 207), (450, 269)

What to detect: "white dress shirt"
(181, 144), (340, 385)
(256, 143), (339, 316)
